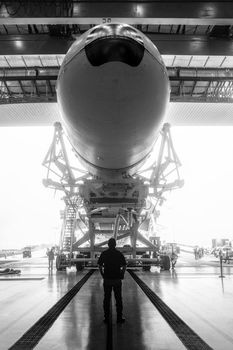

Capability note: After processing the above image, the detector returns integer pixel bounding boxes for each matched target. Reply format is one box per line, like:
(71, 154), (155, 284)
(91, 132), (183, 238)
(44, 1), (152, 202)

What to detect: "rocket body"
(57, 24), (170, 177)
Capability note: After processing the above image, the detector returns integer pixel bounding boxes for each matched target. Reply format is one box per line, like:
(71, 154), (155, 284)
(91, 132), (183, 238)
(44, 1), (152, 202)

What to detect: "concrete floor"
(1, 251), (233, 350)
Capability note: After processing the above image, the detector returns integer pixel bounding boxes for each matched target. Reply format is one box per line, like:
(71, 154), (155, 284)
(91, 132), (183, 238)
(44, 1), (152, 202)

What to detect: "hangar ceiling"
(0, 1), (233, 125)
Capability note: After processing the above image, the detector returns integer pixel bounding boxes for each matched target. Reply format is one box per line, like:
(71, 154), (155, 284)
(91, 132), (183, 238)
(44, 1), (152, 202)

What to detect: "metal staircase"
(60, 205), (77, 253)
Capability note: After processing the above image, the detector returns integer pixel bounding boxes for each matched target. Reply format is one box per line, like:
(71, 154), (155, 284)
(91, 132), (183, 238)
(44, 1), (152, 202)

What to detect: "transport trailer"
(129, 254), (171, 271)
(55, 251), (171, 271)
(22, 246), (32, 258)
(56, 252), (91, 271)
(46, 124), (181, 274)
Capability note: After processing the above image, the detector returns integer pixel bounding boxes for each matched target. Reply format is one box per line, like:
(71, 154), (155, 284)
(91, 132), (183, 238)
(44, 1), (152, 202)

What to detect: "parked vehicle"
(211, 247), (222, 257)
(221, 246), (233, 260)
(212, 246), (233, 260)
(22, 246), (32, 258)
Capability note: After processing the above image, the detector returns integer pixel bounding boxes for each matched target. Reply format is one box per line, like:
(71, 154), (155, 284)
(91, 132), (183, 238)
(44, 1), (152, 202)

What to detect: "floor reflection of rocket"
(56, 23), (170, 178)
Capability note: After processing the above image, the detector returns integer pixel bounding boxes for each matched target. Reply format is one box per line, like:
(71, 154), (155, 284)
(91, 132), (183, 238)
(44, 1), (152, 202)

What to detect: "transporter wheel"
(76, 254), (85, 271)
(160, 255), (171, 270)
(76, 262), (84, 271)
(142, 265), (151, 271)
(56, 255), (63, 271)
(142, 253), (151, 271)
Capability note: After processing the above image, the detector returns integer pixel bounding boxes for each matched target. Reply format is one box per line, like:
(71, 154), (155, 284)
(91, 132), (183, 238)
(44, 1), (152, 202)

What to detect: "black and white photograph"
(1, 1), (233, 350)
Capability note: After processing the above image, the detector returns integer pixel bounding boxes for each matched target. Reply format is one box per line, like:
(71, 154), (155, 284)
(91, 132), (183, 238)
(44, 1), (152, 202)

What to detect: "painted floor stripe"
(128, 270), (213, 350)
(0, 278), (44, 281)
(9, 269), (95, 350)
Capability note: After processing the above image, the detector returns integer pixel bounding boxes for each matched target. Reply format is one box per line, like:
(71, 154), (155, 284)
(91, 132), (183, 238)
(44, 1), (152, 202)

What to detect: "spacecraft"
(43, 23), (182, 268)
(56, 23), (170, 177)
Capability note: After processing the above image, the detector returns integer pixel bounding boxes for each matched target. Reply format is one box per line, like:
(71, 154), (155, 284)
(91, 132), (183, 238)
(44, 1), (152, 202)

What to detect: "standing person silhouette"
(98, 238), (127, 323)
(47, 247), (55, 270)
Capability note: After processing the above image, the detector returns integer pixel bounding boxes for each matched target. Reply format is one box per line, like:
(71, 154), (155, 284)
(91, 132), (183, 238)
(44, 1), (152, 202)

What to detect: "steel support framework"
(43, 122), (183, 268)
(2, 67), (233, 104)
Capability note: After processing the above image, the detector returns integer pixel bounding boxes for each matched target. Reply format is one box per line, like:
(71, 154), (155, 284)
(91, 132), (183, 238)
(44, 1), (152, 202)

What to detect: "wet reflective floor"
(1, 251), (233, 350)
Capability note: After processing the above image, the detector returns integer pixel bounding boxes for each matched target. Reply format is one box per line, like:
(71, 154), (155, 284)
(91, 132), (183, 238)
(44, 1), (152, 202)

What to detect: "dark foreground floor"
(1, 252), (233, 350)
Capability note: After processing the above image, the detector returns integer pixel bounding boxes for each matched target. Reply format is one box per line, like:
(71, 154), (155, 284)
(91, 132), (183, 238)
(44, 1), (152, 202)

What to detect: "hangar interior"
(1, 1), (233, 350)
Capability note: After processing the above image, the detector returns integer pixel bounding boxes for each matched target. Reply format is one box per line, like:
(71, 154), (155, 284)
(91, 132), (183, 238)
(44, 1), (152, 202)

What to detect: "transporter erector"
(43, 23), (183, 270)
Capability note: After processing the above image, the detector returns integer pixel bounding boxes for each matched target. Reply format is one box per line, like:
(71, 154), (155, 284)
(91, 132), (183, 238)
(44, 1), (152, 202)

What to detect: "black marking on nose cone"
(128, 270), (214, 350)
(85, 37), (144, 67)
(9, 269), (95, 350)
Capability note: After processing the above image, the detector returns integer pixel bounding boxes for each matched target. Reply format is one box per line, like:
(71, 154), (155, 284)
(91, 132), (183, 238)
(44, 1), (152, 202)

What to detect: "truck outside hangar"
(1, 1), (233, 349)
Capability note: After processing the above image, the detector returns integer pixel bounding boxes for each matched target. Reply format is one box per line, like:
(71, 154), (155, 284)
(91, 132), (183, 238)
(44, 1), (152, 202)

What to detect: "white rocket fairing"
(56, 23), (170, 177)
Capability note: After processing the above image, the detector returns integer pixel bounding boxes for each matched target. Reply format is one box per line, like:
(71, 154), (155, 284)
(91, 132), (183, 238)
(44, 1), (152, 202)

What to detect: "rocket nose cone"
(85, 37), (145, 67)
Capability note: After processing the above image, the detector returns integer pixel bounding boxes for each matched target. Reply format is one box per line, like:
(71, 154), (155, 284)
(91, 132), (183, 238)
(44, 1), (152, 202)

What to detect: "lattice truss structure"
(1, 66), (233, 104)
(43, 122), (183, 260)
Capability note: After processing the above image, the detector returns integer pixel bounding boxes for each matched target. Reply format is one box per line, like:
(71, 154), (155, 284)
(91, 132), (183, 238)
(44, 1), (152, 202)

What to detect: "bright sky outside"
(0, 125), (233, 249)
(0, 127), (62, 249)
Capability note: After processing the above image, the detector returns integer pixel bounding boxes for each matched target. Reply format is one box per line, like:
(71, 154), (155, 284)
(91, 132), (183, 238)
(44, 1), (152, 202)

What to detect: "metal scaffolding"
(43, 122), (183, 270)
(2, 66), (233, 104)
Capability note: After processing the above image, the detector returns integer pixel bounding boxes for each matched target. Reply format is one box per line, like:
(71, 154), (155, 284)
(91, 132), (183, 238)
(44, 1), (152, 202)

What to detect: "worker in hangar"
(98, 238), (127, 324)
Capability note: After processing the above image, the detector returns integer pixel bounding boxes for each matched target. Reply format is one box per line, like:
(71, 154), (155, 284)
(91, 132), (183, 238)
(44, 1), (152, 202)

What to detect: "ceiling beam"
(1, 67), (233, 104)
(0, 35), (73, 55)
(2, 74), (233, 83)
(1, 67), (233, 81)
(1, 1), (233, 25)
(0, 75), (57, 82)
(1, 33), (233, 56)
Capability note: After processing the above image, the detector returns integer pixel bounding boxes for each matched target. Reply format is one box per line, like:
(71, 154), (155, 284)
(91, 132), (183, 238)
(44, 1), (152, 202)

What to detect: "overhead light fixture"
(15, 41), (23, 49)
(136, 5), (144, 16)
